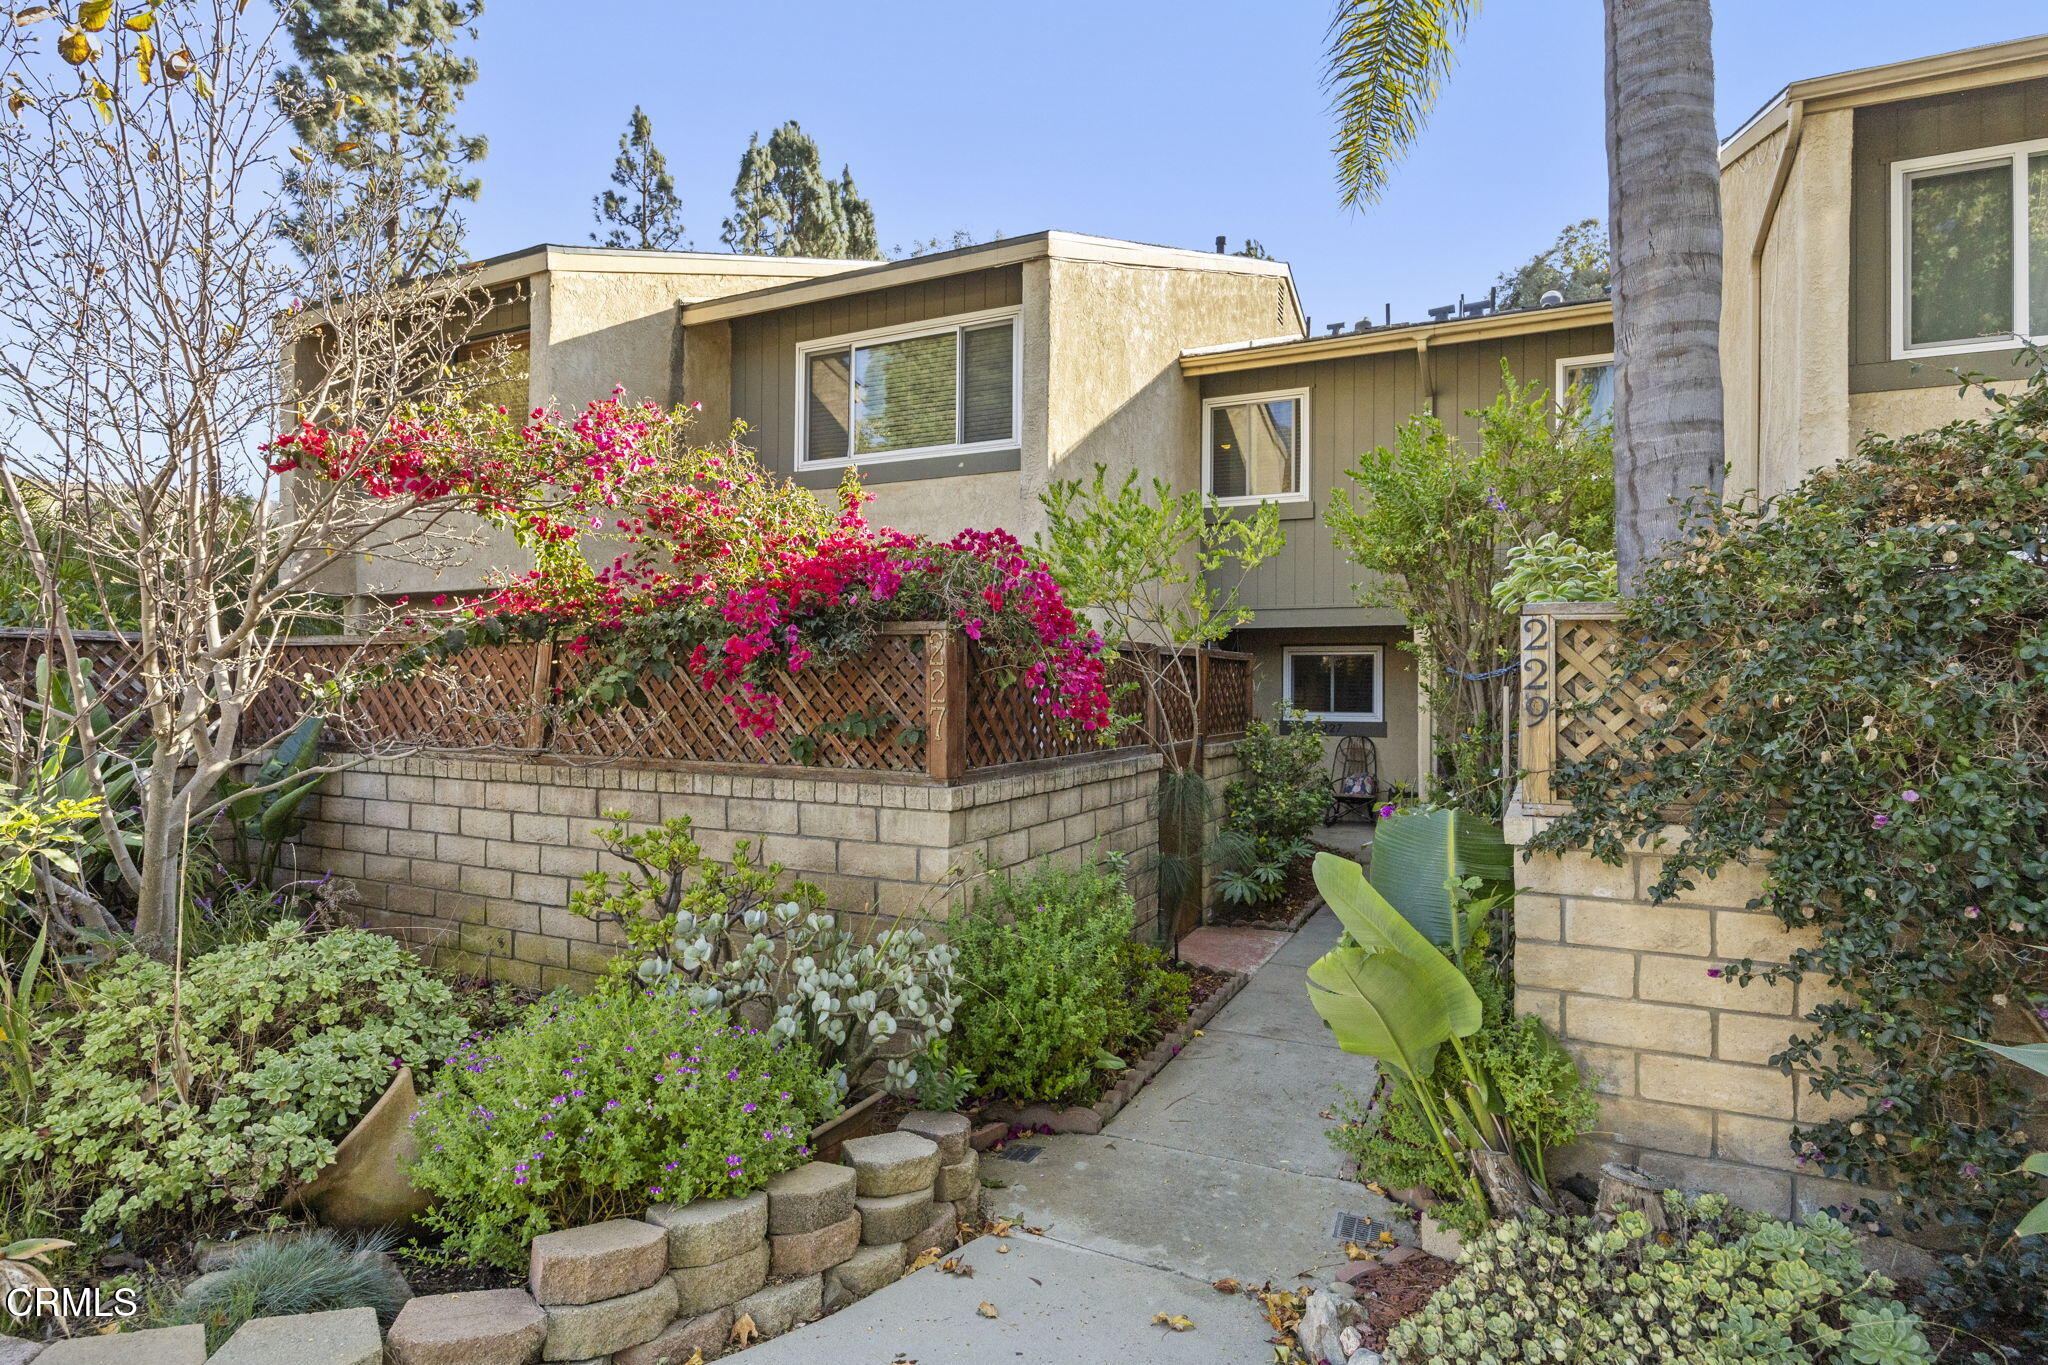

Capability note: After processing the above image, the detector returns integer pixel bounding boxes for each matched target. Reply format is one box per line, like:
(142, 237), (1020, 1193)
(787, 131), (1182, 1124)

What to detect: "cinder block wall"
(291, 750), (1162, 990)
(1505, 809), (1871, 1221)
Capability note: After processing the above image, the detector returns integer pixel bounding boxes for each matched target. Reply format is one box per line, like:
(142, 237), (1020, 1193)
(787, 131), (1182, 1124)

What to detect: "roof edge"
(1179, 299), (1612, 376)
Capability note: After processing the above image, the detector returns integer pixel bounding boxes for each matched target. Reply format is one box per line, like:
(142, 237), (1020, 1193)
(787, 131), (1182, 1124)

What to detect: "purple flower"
(1377, 803), (1397, 818)
(1901, 789), (1920, 803)
(1706, 967), (1723, 979)
(1962, 1163), (1982, 1178)
(1871, 813), (1890, 828)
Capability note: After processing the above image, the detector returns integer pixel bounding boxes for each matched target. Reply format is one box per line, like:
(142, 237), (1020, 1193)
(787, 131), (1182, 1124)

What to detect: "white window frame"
(1890, 136), (2048, 360)
(1555, 352), (1614, 417)
(793, 306), (1022, 469)
(1201, 387), (1311, 506)
(1282, 645), (1384, 724)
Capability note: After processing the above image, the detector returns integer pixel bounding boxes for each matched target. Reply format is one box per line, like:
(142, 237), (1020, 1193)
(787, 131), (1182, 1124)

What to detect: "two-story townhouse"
(314, 31), (2048, 796)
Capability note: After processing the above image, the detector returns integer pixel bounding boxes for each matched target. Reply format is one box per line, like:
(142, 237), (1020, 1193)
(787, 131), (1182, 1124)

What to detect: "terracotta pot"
(288, 1065), (434, 1232)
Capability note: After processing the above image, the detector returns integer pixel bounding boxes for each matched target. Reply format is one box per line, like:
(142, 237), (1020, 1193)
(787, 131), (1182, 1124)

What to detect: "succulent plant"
(1386, 1193), (1935, 1365)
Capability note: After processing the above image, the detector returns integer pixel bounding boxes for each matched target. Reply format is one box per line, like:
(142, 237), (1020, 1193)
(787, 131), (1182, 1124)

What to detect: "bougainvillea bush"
(1530, 362), (2048, 1344)
(409, 988), (836, 1269)
(272, 394), (1114, 742)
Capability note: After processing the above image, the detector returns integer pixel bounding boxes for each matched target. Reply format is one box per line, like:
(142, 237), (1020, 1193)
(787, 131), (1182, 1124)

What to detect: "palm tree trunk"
(1606, 0), (1726, 588)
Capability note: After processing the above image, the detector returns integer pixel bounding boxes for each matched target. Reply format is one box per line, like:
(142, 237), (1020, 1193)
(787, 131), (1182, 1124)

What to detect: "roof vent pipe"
(1215, 235), (1227, 253)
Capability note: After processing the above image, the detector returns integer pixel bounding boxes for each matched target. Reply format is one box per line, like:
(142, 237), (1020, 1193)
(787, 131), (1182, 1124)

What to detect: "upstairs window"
(1203, 389), (1308, 504)
(798, 311), (1018, 466)
(1894, 138), (2048, 357)
(1284, 646), (1382, 724)
(1556, 353), (1614, 424)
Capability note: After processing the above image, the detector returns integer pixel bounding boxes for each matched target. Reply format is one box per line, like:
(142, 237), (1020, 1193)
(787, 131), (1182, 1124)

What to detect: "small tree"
(1327, 372), (1612, 816)
(1036, 467), (1283, 924)
(591, 106), (688, 250)
(0, 1), (640, 953)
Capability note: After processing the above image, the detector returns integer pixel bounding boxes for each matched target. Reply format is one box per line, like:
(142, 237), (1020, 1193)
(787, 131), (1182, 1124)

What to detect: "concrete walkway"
(741, 908), (1402, 1363)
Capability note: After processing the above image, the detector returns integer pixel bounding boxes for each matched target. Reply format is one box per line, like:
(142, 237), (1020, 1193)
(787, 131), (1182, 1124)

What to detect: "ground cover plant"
(161, 1228), (406, 1352)
(408, 988), (836, 1269)
(1386, 1193), (1935, 1364)
(1530, 361), (2048, 1346)
(0, 923), (470, 1237)
(948, 857), (1190, 1105)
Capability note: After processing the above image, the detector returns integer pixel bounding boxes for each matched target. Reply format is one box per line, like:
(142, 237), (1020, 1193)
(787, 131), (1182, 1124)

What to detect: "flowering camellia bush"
(408, 988), (835, 1270)
(272, 393), (1115, 741)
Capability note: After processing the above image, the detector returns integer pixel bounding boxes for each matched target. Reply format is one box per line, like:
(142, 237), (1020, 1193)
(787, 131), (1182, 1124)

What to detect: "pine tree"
(591, 106), (687, 250)
(719, 121), (882, 260)
(278, 0), (487, 274)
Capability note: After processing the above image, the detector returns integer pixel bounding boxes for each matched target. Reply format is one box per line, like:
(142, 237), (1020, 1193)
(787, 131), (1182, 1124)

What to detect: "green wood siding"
(1850, 79), (2048, 393)
(1201, 321), (1613, 618)
(727, 266), (1024, 480)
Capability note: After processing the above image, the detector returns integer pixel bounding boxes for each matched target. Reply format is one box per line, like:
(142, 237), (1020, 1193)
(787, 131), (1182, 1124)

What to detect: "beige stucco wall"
(1721, 109), (1857, 501)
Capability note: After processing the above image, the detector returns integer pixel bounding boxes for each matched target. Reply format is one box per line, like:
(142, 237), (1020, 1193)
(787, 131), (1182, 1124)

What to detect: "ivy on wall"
(1530, 366), (2048, 1339)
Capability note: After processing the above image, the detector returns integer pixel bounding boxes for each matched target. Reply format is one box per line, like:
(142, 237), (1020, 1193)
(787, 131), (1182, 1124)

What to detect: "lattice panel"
(1521, 610), (1728, 808)
(1201, 654), (1253, 739)
(550, 632), (929, 771)
(257, 642), (543, 751)
(0, 630), (148, 721)
(963, 645), (1143, 770)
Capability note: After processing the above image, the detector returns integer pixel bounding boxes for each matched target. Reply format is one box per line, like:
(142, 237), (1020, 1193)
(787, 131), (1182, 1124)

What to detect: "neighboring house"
(1722, 32), (2048, 496)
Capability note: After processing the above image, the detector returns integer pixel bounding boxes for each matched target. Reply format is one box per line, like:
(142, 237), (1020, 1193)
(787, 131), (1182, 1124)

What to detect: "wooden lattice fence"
(2, 625), (1251, 782)
(1517, 602), (1725, 814)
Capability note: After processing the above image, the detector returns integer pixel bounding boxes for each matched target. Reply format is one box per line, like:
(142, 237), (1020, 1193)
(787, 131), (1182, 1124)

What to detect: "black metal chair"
(1325, 734), (1382, 824)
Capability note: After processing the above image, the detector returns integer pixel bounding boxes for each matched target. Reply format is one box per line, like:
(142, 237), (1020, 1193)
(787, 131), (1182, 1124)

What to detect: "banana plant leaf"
(1305, 945), (1467, 1081)
(1310, 851), (1482, 1037)
(1366, 808), (1514, 949)
(2019, 1153), (2048, 1237)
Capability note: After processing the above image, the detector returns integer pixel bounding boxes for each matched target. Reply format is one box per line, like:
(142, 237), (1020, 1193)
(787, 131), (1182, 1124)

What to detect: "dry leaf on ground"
(729, 1313), (758, 1347)
(1152, 1312), (1196, 1332)
(940, 1257), (974, 1277)
(1212, 1277), (1242, 1293)
(976, 1301), (999, 1318)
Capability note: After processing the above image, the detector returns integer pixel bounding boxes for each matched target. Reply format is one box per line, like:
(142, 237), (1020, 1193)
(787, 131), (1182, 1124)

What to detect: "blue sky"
(458, 3), (2041, 326)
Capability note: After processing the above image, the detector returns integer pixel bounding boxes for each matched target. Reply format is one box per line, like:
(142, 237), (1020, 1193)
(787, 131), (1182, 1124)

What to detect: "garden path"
(739, 907), (1403, 1363)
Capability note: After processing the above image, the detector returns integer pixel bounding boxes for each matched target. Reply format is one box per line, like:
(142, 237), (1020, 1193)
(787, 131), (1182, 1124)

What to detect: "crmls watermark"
(4, 1286), (140, 1319)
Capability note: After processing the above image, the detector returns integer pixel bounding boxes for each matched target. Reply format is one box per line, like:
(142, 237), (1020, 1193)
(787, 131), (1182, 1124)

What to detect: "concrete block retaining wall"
(289, 749), (1166, 989)
(1506, 809), (1872, 1221)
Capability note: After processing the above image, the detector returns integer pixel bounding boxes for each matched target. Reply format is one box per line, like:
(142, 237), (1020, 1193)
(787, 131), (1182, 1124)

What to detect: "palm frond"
(1324, 0), (1477, 207)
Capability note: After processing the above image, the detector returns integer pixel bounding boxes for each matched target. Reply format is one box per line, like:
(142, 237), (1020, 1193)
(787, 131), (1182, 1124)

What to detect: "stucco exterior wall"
(1031, 256), (1296, 545)
(295, 749), (1164, 990)
(1507, 812), (1874, 1221)
(1721, 109), (1857, 501)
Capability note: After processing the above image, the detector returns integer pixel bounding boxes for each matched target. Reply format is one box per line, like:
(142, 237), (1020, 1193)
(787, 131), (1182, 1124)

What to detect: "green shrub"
(1212, 709), (1328, 907)
(1386, 1194), (1934, 1364)
(165, 1229), (405, 1352)
(409, 988), (836, 1269)
(0, 923), (470, 1235)
(949, 858), (1189, 1105)
(574, 816), (957, 1099)
(1328, 963), (1596, 1236)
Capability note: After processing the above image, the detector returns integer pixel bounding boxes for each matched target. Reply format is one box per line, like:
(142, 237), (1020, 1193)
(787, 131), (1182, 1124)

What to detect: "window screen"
(1208, 396), (1301, 500)
(1287, 650), (1380, 719)
(801, 317), (1016, 463)
(1907, 161), (2015, 348)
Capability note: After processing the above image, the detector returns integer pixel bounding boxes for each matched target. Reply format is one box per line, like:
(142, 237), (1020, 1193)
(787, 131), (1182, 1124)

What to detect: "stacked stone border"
(2, 1111), (983, 1365)
(968, 968), (1247, 1138)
